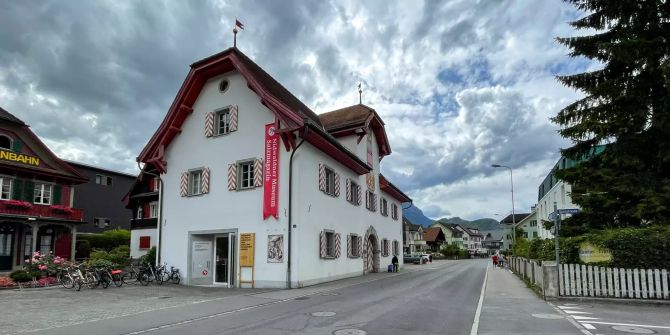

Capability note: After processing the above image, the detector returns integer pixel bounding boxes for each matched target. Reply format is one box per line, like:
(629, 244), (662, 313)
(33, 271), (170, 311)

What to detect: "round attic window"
(219, 79), (229, 93)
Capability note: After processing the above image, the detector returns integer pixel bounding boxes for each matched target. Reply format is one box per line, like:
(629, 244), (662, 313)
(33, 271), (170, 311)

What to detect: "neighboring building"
(423, 227), (445, 252)
(514, 208), (546, 241)
(67, 161), (136, 233)
(123, 166), (160, 258)
(403, 217), (425, 254)
(0, 108), (88, 271)
(452, 225), (483, 253)
(481, 231), (504, 255)
(430, 221), (464, 249)
(135, 47), (410, 288)
(499, 213), (530, 249)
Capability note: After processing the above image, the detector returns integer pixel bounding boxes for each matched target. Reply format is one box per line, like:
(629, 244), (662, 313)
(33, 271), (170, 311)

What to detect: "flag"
(235, 19), (245, 30)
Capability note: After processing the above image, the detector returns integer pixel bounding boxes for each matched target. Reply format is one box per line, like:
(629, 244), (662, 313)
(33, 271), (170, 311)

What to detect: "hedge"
(513, 225), (670, 269)
(78, 229), (130, 251)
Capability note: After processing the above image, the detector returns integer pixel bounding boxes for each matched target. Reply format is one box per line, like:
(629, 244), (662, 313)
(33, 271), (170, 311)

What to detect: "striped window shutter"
(229, 106), (238, 132)
(205, 112), (214, 137)
(357, 236), (363, 258)
(345, 179), (351, 202)
(318, 164), (325, 192)
(319, 231), (326, 258)
(180, 172), (188, 197)
(347, 235), (353, 258)
(228, 164), (237, 191)
(356, 185), (362, 206)
(334, 172), (340, 197)
(379, 197), (383, 214)
(372, 194), (377, 211)
(334, 233), (341, 258)
(253, 159), (263, 187)
(201, 168), (210, 194)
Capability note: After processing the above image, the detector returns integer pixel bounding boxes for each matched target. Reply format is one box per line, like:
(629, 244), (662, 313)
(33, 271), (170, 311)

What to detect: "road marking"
(580, 321), (670, 330)
(469, 264), (489, 335)
(572, 316), (599, 320)
(564, 310), (591, 314)
(547, 302), (594, 335)
(559, 306), (584, 309)
(582, 323), (596, 330)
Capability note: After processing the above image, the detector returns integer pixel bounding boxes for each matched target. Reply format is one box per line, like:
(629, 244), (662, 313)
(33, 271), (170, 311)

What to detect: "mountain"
(402, 205), (435, 227)
(436, 217), (504, 231)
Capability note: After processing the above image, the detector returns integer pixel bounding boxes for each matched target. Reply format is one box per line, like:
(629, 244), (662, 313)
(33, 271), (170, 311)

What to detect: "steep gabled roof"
(0, 107), (26, 125)
(403, 216), (421, 231)
(423, 227), (445, 242)
(318, 104), (391, 158)
(379, 174), (411, 203)
(500, 213), (531, 225)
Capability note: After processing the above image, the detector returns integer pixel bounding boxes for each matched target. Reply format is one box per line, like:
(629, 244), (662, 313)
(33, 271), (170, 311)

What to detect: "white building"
(136, 48), (410, 288)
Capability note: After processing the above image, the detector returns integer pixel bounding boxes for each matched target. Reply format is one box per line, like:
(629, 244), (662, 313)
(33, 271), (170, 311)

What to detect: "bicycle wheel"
(101, 272), (112, 289)
(112, 273), (124, 287)
(86, 273), (98, 289)
(171, 272), (180, 285)
(75, 279), (82, 291)
(137, 271), (150, 286)
(61, 273), (75, 289)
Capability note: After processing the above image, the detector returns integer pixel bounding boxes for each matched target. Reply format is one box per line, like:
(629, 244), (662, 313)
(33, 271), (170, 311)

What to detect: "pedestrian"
(492, 254), (498, 269)
(391, 255), (399, 272)
(428, 254), (433, 263)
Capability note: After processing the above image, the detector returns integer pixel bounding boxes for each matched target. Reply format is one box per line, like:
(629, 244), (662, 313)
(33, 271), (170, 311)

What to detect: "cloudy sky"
(0, 1), (595, 220)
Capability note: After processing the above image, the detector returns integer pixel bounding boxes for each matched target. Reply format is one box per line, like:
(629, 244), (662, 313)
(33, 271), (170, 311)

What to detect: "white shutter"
(205, 112), (214, 137)
(334, 172), (340, 197)
(319, 231), (326, 258)
(201, 168), (210, 194)
(318, 164), (326, 192)
(334, 233), (341, 258)
(228, 163), (237, 191)
(346, 179), (351, 202)
(229, 105), (238, 132)
(180, 172), (188, 197)
(254, 159), (263, 187)
(356, 185), (362, 206)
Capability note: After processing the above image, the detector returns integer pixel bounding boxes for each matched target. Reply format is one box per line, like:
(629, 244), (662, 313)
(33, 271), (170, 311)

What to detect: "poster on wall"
(239, 233), (255, 267)
(263, 123), (280, 220)
(267, 234), (284, 263)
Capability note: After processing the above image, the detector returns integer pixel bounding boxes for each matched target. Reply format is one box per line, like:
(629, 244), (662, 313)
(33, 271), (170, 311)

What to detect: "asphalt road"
(29, 259), (487, 335)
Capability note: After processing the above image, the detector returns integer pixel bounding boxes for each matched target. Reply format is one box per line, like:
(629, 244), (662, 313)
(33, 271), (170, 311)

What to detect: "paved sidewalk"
(477, 266), (583, 335)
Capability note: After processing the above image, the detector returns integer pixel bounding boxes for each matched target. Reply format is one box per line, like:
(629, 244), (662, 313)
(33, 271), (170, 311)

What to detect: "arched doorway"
(363, 226), (380, 273)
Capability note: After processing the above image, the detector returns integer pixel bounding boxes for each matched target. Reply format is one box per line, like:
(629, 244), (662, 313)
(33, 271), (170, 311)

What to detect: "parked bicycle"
(137, 264), (163, 286)
(164, 265), (180, 285)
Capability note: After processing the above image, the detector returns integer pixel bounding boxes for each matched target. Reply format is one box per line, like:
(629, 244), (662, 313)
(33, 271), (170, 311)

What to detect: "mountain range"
(403, 204), (505, 231)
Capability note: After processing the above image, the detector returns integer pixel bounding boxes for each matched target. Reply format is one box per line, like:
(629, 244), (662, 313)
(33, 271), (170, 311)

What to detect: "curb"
(556, 296), (670, 306)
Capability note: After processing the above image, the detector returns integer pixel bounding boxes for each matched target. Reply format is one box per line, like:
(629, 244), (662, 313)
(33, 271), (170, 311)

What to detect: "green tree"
(553, 0), (670, 230)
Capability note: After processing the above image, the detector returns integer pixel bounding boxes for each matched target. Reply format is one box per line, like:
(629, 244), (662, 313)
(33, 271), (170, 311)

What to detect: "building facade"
(0, 108), (87, 271)
(430, 222), (465, 249)
(67, 161), (136, 233)
(123, 166), (159, 258)
(136, 48), (410, 288)
(403, 217), (426, 254)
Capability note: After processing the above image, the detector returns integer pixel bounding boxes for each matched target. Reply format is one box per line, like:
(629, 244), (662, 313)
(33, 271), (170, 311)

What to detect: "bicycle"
(91, 266), (112, 289)
(164, 265), (180, 285)
(137, 264), (158, 286)
(71, 264), (97, 291)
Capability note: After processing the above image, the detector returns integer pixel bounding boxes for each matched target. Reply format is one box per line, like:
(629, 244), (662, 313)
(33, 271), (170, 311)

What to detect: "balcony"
(0, 201), (84, 222)
(409, 240), (426, 245)
(131, 218), (158, 230)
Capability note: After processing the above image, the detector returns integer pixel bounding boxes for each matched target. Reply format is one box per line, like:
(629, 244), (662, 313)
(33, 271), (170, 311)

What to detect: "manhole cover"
(531, 314), (564, 319)
(311, 311), (336, 317)
(611, 326), (655, 334)
(295, 296), (310, 300)
(333, 328), (367, 335)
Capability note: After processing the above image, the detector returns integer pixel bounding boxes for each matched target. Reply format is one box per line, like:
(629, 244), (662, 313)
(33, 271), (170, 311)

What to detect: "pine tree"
(553, 0), (670, 229)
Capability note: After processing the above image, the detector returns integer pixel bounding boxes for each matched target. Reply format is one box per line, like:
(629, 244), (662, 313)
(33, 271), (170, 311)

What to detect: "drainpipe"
(137, 162), (163, 266)
(287, 124), (308, 289)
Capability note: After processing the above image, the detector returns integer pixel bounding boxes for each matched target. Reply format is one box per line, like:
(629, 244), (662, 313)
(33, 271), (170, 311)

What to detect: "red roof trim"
(379, 174), (411, 203)
(303, 123), (371, 175)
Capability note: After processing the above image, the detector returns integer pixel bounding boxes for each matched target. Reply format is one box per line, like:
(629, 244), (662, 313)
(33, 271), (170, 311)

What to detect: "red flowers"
(4, 200), (32, 209)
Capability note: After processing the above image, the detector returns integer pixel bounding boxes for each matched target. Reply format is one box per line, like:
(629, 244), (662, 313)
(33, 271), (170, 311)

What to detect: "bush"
(88, 245), (130, 267)
(140, 246), (156, 266)
(440, 244), (461, 257)
(78, 229), (130, 251)
(9, 270), (32, 283)
(75, 240), (91, 259)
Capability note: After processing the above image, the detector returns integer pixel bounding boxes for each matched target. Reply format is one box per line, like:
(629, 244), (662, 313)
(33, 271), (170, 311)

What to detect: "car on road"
(403, 253), (428, 264)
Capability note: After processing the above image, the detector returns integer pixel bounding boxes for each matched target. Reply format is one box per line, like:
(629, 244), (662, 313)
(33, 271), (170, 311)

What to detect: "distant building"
(423, 227), (446, 252)
(403, 217), (425, 254)
(122, 166), (159, 258)
(430, 222), (465, 249)
(67, 161), (136, 233)
(499, 213), (530, 248)
(0, 108), (87, 271)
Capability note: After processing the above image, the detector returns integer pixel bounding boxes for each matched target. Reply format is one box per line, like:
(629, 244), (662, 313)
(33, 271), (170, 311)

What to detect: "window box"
(50, 205), (73, 214)
(4, 200), (32, 209)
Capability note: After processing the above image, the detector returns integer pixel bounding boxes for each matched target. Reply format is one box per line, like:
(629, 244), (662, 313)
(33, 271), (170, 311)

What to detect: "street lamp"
(491, 164), (516, 246)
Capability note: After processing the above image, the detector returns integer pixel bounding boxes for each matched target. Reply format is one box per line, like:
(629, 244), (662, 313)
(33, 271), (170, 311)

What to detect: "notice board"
(239, 233), (255, 267)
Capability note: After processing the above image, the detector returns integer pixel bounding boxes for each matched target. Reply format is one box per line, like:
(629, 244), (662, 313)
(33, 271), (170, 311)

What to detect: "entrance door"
(0, 224), (15, 271)
(215, 233), (236, 287)
(365, 236), (375, 273)
(190, 237), (213, 285)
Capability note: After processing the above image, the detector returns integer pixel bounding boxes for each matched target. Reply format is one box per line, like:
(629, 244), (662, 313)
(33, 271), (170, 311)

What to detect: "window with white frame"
(95, 174), (113, 186)
(393, 240), (399, 256)
(366, 191), (376, 212)
(380, 197), (388, 216)
(350, 234), (360, 257)
(188, 169), (203, 196)
(325, 231), (335, 257)
(382, 239), (389, 256)
(33, 183), (52, 205)
(391, 203), (398, 220)
(136, 206), (143, 219)
(238, 160), (255, 189)
(153, 177), (160, 192)
(348, 180), (360, 205)
(530, 220), (537, 227)
(215, 108), (231, 135)
(0, 177), (11, 200)
(94, 218), (110, 228)
(149, 202), (158, 218)
(523, 232), (529, 238)
(324, 167), (335, 196)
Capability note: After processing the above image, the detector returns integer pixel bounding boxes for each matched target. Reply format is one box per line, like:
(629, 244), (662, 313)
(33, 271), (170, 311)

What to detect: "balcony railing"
(0, 201), (84, 221)
(409, 240), (426, 245)
(130, 218), (158, 229)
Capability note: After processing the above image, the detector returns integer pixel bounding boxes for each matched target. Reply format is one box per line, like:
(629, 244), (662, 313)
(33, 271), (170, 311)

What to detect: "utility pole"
(554, 202), (561, 296)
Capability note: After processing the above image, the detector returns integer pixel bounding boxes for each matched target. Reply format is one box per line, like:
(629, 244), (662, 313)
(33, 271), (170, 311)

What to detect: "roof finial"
(358, 82), (362, 105)
(233, 19), (245, 48)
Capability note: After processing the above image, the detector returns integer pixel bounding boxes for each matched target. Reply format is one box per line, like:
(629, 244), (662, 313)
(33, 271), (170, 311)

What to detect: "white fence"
(560, 264), (670, 299)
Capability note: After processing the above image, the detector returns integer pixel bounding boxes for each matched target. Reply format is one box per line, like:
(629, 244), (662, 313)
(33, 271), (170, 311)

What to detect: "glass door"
(215, 235), (229, 285)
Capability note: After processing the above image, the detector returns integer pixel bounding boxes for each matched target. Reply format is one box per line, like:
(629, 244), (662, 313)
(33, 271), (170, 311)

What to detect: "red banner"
(263, 123), (280, 220)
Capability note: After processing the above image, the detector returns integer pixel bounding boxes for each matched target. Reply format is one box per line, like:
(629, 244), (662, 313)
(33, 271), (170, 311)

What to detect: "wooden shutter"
(380, 198), (383, 215)
(356, 185), (362, 206)
(180, 172), (188, 197)
(23, 180), (34, 202)
(205, 112), (214, 137)
(319, 231), (326, 258)
(357, 236), (363, 258)
(253, 159), (263, 187)
(334, 172), (340, 197)
(228, 164), (237, 191)
(12, 179), (23, 202)
(201, 168), (210, 194)
(139, 236), (151, 249)
(334, 233), (341, 258)
(229, 106), (238, 132)
(143, 203), (150, 219)
(372, 193), (377, 212)
(347, 235), (353, 258)
(52, 185), (62, 205)
(345, 179), (351, 202)
(11, 139), (22, 153)
(318, 164), (325, 192)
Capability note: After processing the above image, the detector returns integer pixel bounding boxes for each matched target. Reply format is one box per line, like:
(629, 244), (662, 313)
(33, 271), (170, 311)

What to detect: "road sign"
(558, 208), (580, 215)
(548, 212), (557, 221)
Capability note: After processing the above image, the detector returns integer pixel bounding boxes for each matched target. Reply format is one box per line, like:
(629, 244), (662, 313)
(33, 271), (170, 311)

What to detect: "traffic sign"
(558, 208), (580, 215)
(548, 212), (557, 221)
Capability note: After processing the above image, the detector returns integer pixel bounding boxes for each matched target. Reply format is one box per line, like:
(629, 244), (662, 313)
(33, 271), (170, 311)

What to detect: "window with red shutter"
(139, 236), (151, 249)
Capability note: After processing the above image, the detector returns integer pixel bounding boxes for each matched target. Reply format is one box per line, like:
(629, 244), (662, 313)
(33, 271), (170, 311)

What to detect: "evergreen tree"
(553, 0), (670, 230)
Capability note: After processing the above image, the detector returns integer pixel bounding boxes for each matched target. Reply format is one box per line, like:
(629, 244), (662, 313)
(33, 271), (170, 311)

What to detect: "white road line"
(580, 321), (670, 330)
(559, 306), (584, 309)
(546, 302), (594, 335)
(563, 311), (591, 314)
(469, 265), (489, 335)
(582, 323), (596, 330)
(572, 316), (599, 320)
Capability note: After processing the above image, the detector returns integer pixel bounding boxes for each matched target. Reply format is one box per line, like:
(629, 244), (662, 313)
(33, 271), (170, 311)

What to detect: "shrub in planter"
(9, 270), (32, 283)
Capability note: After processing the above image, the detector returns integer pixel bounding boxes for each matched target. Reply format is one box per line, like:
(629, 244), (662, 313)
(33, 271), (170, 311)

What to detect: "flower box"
(50, 205), (74, 214)
(4, 200), (32, 209)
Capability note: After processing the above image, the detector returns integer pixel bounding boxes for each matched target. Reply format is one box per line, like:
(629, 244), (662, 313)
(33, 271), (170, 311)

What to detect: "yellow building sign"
(239, 233), (255, 267)
(579, 242), (612, 263)
(0, 149), (40, 166)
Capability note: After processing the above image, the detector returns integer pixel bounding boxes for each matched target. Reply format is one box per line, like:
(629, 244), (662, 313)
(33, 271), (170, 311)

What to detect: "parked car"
(421, 253), (432, 263)
(403, 254), (428, 264)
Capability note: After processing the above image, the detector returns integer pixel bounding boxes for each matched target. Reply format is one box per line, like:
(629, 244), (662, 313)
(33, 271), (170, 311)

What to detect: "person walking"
(391, 255), (399, 272)
(492, 254), (499, 269)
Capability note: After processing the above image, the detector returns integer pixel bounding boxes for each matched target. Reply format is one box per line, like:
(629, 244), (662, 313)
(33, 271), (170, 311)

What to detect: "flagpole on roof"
(233, 18), (244, 48)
